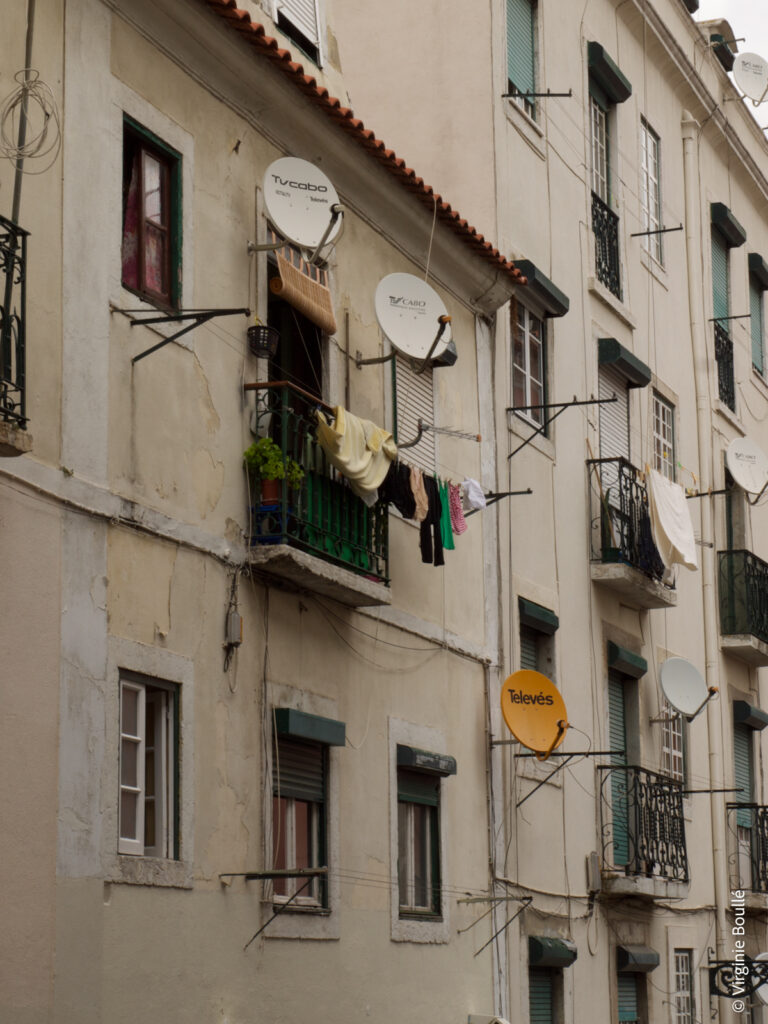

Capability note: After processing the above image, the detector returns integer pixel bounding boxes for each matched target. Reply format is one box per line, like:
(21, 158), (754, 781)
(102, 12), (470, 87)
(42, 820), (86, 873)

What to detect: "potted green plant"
(243, 437), (304, 503)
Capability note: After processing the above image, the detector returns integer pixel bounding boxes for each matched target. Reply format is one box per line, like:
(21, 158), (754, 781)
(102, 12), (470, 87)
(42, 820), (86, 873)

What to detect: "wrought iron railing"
(726, 804), (768, 893)
(714, 321), (735, 410)
(246, 381), (389, 583)
(591, 191), (621, 300)
(598, 765), (688, 882)
(718, 550), (768, 645)
(587, 457), (667, 583)
(0, 214), (28, 428)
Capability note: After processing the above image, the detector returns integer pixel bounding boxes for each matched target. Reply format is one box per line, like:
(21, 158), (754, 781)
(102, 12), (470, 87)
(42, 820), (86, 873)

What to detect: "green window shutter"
(529, 968), (554, 1024)
(617, 973), (639, 1023)
(520, 625), (540, 671)
(398, 768), (440, 807)
(750, 274), (764, 374)
(273, 737), (325, 802)
(507, 0), (535, 95)
(712, 229), (730, 324)
(734, 723), (754, 828)
(608, 670), (629, 865)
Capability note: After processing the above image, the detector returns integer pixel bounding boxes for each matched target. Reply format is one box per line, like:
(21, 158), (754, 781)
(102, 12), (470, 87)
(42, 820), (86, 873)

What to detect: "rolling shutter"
(395, 354), (435, 473)
(750, 274), (764, 374)
(520, 625), (540, 671)
(278, 0), (320, 47)
(617, 974), (639, 1024)
(712, 229), (729, 324)
(734, 722), (753, 828)
(274, 737), (325, 802)
(608, 670), (629, 866)
(599, 364), (630, 509)
(529, 968), (554, 1024)
(507, 0), (535, 95)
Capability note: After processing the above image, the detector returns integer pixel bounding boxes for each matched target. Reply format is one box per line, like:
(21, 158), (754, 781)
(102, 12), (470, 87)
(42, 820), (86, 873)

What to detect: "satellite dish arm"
(747, 478), (768, 505)
(414, 315), (452, 375)
(686, 686), (719, 722)
(535, 719), (569, 762)
(309, 204), (344, 265)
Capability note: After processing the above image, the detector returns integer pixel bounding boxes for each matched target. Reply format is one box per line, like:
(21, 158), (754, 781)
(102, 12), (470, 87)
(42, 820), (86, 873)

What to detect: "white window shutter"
(395, 355), (436, 474)
(277, 0), (321, 49)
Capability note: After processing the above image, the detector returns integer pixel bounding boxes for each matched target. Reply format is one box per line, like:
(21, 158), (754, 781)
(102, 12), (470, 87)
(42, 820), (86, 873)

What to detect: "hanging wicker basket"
(247, 323), (280, 358)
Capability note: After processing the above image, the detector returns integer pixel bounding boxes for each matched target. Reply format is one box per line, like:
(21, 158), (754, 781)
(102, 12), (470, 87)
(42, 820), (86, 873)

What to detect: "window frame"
(750, 271), (765, 375)
(118, 673), (179, 859)
(661, 698), (686, 784)
(272, 0), (323, 66)
(397, 767), (442, 918)
(640, 118), (663, 265)
(512, 300), (547, 430)
(590, 87), (610, 204)
(121, 116), (182, 311)
(652, 390), (675, 481)
(673, 949), (695, 1024)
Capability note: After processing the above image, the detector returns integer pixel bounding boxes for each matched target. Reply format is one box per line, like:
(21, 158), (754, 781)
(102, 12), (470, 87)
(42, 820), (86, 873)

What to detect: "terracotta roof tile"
(201, 0), (524, 284)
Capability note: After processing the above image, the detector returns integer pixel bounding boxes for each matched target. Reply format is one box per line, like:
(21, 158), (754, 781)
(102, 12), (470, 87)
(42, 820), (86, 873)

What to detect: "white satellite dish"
(374, 273), (452, 360)
(734, 52), (768, 104)
(660, 658), (709, 718)
(263, 157), (342, 250)
(754, 952), (768, 1005)
(726, 437), (768, 496)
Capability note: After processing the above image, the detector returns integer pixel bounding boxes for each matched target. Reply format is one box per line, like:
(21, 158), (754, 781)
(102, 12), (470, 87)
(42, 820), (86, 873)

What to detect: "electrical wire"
(0, 69), (60, 173)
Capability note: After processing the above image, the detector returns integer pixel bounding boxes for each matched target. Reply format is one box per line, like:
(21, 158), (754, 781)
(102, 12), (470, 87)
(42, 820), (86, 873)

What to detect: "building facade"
(5, 1), (768, 1023)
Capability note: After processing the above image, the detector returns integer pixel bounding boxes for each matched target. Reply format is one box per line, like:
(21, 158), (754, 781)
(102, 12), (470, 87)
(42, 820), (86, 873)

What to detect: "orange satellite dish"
(500, 670), (569, 760)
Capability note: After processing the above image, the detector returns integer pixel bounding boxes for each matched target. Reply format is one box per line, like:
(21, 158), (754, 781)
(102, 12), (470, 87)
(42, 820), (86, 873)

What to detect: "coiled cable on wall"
(0, 69), (61, 174)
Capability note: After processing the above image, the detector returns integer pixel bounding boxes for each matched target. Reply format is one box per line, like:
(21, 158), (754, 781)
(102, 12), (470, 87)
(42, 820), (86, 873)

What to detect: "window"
(506, 0), (536, 118)
(270, 708), (344, 909)
(121, 118), (181, 309)
(396, 745), (456, 918)
(512, 302), (546, 428)
(529, 967), (556, 1024)
(711, 204), (746, 411)
(734, 721), (754, 888)
(394, 354), (435, 473)
(608, 669), (630, 867)
(640, 119), (662, 264)
(519, 597), (558, 674)
(274, 0), (322, 65)
(652, 392), (675, 481)
(673, 949), (695, 1024)
(590, 90), (610, 203)
(119, 674), (178, 858)
(661, 698), (685, 783)
(751, 271), (765, 375)
(272, 736), (327, 905)
(617, 973), (640, 1024)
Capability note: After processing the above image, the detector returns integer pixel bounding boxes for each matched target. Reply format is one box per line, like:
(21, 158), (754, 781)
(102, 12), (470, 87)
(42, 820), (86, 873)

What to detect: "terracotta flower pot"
(260, 477), (281, 503)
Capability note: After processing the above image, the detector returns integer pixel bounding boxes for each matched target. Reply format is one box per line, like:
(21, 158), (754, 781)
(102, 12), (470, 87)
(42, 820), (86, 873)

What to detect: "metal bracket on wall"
(218, 867), (329, 949)
(456, 893), (533, 958)
(113, 307), (250, 363)
(507, 395), (616, 460)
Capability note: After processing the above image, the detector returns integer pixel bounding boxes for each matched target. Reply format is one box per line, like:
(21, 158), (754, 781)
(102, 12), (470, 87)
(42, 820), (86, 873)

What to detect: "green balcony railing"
(718, 550), (768, 645)
(245, 381), (389, 584)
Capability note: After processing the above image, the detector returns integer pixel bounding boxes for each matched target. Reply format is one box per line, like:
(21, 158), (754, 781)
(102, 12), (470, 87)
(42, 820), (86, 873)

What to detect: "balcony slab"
(591, 562), (677, 609)
(721, 634), (768, 667)
(600, 872), (689, 902)
(0, 421), (32, 457)
(248, 543), (391, 607)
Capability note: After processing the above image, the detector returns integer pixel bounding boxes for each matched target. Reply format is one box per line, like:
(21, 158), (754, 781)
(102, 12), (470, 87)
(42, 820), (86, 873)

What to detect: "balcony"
(591, 191), (621, 300)
(714, 321), (735, 411)
(727, 804), (768, 907)
(0, 215), (31, 456)
(718, 550), (768, 665)
(244, 381), (391, 608)
(598, 765), (689, 899)
(587, 458), (676, 609)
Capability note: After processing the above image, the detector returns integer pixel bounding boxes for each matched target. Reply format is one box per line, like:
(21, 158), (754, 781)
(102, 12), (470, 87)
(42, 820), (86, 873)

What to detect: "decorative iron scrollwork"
(710, 957), (768, 998)
(591, 191), (622, 300)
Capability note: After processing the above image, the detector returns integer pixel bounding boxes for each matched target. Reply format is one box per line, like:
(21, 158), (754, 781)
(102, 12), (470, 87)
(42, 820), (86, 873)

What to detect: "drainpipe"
(681, 110), (729, 961)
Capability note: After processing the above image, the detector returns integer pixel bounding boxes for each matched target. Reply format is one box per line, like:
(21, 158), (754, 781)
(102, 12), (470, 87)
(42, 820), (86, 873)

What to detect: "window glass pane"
(529, 337), (542, 381)
(121, 737), (139, 787)
(273, 795), (288, 895)
(144, 223), (167, 296)
(412, 803), (430, 907)
(143, 153), (164, 224)
(144, 792), (156, 848)
(121, 791), (138, 840)
(294, 799), (311, 871)
(398, 801), (409, 904)
(121, 150), (140, 291)
(122, 686), (139, 736)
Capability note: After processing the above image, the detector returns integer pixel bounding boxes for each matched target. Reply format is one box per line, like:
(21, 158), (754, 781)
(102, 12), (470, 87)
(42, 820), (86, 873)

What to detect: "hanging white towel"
(646, 467), (698, 571)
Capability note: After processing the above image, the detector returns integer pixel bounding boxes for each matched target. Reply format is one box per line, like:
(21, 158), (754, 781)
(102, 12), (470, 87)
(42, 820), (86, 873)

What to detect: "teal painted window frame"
(122, 115), (182, 310)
